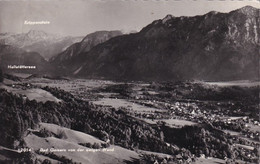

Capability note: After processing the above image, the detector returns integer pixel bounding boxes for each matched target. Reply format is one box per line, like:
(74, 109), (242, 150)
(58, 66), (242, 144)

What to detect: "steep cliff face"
(65, 6), (259, 81)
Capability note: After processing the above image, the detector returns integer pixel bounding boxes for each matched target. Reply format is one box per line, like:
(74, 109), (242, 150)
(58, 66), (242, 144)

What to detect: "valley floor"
(0, 75), (259, 163)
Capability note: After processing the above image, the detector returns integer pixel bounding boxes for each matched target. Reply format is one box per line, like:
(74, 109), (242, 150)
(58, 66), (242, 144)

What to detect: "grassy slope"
(0, 85), (61, 103)
(24, 123), (139, 164)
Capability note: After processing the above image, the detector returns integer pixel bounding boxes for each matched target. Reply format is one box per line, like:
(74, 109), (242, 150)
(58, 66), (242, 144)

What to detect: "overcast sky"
(0, 0), (259, 36)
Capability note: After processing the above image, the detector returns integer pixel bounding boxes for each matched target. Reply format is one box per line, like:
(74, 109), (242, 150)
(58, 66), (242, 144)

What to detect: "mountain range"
(0, 44), (50, 74)
(0, 30), (124, 75)
(1, 6), (259, 81)
(55, 6), (259, 81)
(0, 30), (83, 60)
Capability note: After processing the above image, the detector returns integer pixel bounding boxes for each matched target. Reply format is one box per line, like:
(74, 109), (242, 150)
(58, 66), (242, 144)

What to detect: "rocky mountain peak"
(26, 30), (48, 40)
(233, 5), (259, 16)
(162, 14), (174, 24)
(81, 30), (122, 42)
(206, 11), (220, 16)
(0, 30), (84, 60)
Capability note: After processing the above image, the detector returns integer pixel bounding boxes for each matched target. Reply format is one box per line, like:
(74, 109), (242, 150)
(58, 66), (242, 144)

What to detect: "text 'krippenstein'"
(24, 21), (50, 25)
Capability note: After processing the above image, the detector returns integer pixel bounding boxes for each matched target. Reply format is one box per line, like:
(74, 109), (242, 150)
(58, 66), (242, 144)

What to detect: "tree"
(93, 142), (101, 149)
(42, 159), (52, 164)
(84, 123), (92, 133)
(160, 131), (164, 142)
(0, 68), (3, 82)
(110, 135), (115, 145)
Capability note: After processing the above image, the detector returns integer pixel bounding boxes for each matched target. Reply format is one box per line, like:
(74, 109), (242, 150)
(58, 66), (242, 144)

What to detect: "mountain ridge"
(0, 44), (51, 74)
(63, 6), (260, 81)
(0, 30), (84, 60)
(50, 30), (123, 74)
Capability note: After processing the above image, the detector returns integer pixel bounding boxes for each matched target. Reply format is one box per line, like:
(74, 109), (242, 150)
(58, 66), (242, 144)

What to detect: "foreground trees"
(0, 69), (3, 82)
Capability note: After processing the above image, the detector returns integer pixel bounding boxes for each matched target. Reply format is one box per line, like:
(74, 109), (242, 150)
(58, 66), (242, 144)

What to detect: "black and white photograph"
(0, 0), (259, 163)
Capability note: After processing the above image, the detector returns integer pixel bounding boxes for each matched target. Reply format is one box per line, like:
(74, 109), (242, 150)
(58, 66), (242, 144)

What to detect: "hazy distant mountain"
(61, 6), (259, 81)
(0, 30), (83, 60)
(0, 44), (50, 74)
(50, 30), (123, 74)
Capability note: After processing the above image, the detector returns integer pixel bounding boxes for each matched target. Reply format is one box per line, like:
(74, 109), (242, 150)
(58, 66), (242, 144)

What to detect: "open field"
(0, 85), (61, 103)
(195, 157), (225, 164)
(30, 78), (117, 92)
(25, 123), (140, 164)
(203, 80), (260, 87)
(158, 118), (197, 127)
(92, 98), (163, 112)
(11, 73), (32, 79)
(39, 123), (104, 145)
